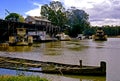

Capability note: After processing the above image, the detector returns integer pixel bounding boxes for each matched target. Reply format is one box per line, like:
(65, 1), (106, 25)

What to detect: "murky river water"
(0, 38), (120, 81)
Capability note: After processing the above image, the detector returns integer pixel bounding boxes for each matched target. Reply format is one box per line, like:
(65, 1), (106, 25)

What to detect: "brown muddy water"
(0, 38), (120, 81)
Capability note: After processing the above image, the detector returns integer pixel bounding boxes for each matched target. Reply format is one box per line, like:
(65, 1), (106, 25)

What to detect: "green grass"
(0, 75), (49, 81)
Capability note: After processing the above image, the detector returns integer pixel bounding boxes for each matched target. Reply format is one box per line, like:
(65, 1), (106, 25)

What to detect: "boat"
(9, 28), (33, 46)
(92, 28), (107, 41)
(76, 34), (86, 40)
(0, 56), (106, 76)
(0, 43), (9, 51)
(28, 31), (57, 42)
(56, 33), (71, 41)
(41, 61), (106, 76)
(0, 42), (9, 47)
(39, 34), (57, 42)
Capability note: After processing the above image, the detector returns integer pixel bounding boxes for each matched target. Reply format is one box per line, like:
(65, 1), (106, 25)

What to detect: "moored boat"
(9, 28), (33, 46)
(41, 61), (106, 76)
(0, 43), (9, 51)
(0, 56), (106, 76)
(92, 28), (107, 41)
(56, 33), (71, 41)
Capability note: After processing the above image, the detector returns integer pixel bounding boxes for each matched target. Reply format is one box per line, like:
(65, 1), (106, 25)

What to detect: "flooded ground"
(0, 38), (120, 81)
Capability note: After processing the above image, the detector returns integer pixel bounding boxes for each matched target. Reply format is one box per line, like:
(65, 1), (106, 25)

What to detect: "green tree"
(103, 25), (120, 36)
(5, 13), (25, 22)
(41, 1), (67, 31)
(66, 7), (90, 37)
(83, 27), (96, 36)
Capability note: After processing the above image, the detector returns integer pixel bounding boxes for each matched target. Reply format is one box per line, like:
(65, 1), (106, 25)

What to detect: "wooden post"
(100, 61), (106, 72)
(79, 60), (82, 68)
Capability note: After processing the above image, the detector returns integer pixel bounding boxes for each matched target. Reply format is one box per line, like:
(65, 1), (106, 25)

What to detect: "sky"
(0, 0), (120, 26)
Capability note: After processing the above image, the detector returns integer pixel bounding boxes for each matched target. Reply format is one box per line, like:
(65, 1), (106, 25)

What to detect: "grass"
(0, 75), (49, 81)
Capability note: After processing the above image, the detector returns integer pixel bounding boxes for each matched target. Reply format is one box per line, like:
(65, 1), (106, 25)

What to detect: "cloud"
(25, 8), (41, 16)
(25, 2), (42, 17)
(60, 0), (120, 26)
(91, 18), (120, 26)
(86, 0), (120, 26)
(62, 0), (107, 9)
(25, 0), (120, 26)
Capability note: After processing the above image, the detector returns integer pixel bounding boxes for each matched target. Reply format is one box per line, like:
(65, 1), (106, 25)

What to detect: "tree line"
(83, 25), (120, 37)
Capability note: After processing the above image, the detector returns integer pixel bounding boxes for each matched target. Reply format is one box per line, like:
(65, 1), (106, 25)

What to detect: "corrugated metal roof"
(27, 16), (51, 22)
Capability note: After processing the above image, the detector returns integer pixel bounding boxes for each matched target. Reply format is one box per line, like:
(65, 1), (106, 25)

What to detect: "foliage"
(66, 7), (89, 26)
(41, 1), (67, 30)
(102, 25), (120, 36)
(5, 13), (25, 22)
(69, 24), (82, 37)
(41, 1), (90, 35)
(66, 7), (90, 37)
(86, 25), (120, 37)
(0, 75), (49, 81)
(83, 27), (96, 36)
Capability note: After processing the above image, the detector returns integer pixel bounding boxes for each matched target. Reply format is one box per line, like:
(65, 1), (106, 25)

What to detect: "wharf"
(0, 56), (106, 76)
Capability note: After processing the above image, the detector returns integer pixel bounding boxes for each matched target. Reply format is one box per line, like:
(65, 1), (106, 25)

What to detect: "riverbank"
(0, 75), (49, 81)
(108, 35), (120, 38)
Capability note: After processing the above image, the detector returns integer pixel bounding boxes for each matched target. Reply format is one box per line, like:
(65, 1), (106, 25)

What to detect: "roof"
(26, 16), (51, 23)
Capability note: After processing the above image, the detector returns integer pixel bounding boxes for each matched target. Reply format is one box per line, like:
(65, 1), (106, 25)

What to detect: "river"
(0, 38), (120, 81)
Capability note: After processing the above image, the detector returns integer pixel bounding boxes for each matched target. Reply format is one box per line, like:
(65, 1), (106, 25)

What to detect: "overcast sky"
(0, 0), (120, 26)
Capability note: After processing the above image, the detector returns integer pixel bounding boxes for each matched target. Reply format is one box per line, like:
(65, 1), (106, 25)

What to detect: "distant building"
(25, 15), (60, 33)
(25, 16), (51, 26)
(25, 16), (60, 41)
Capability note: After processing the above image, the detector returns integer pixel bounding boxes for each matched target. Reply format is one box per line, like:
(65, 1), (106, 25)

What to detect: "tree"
(41, 1), (67, 31)
(41, 2), (90, 36)
(5, 13), (25, 22)
(66, 7), (90, 37)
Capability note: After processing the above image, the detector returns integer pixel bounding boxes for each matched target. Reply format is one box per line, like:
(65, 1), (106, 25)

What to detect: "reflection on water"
(42, 42), (63, 55)
(64, 75), (105, 81)
(0, 46), (33, 52)
(42, 74), (105, 81)
(66, 41), (89, 51)
(1, 38), (120, 81)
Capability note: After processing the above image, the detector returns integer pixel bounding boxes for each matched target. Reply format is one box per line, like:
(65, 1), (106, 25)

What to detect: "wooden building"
(0, 18), (60, 42)
(25, 16), (60, 41)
